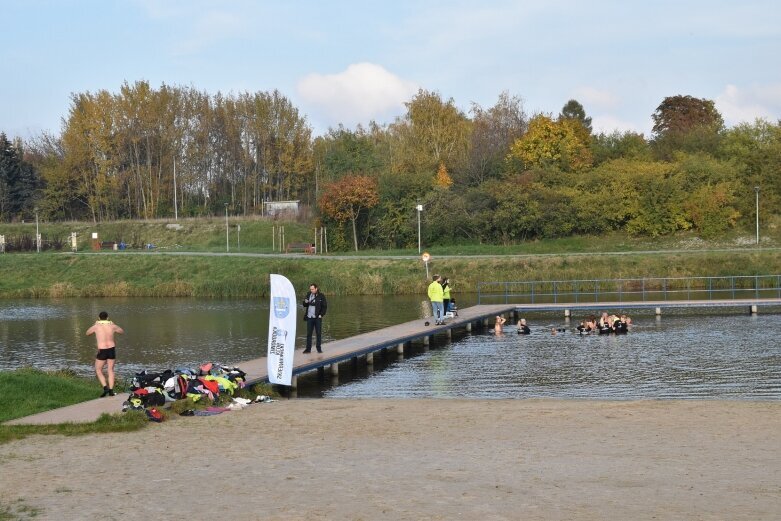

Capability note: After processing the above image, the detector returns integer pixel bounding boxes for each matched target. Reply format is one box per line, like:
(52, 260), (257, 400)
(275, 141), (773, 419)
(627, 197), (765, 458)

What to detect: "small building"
(263, 200), (300, 217)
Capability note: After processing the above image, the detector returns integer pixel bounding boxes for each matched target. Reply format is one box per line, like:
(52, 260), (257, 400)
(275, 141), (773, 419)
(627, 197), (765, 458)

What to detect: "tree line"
(2, 82), (780, 250)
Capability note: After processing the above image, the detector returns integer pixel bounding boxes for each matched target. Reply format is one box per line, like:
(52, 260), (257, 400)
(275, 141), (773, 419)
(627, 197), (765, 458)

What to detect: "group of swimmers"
(493, 312), (632, 335)
(577, 312), (632, 335)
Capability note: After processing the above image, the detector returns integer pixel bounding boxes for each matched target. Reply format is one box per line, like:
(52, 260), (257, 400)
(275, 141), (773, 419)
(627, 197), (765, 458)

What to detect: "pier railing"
(477, 275), (781, 305)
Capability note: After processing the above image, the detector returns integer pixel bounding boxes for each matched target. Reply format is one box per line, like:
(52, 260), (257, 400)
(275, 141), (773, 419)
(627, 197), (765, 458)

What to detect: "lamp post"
(35, 207), (40, 253)
(416, 204), (423, 254)
(224, 203), (229, 253)
(755, 186), (760, 245)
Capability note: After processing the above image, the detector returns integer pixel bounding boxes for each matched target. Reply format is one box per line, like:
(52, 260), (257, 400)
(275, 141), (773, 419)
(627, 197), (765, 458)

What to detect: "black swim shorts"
(96, 347), (116, 360)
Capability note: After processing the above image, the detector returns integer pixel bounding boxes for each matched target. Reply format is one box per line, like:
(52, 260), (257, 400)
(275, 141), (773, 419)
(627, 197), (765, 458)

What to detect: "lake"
(1, 297), (779, 400)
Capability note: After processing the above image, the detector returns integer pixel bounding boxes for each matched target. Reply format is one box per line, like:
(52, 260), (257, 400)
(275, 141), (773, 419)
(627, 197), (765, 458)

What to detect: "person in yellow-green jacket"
(427, 274), (445, 325)
(442, 277), (452, 317)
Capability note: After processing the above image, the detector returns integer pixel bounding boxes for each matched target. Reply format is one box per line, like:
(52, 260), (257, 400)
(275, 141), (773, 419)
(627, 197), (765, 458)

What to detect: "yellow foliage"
(508, 115), (592, 172)
(434, 162), (453, 189)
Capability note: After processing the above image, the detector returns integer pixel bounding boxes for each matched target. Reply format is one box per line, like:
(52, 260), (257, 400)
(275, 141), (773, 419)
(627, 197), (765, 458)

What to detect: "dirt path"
(1, 399), (779, 520)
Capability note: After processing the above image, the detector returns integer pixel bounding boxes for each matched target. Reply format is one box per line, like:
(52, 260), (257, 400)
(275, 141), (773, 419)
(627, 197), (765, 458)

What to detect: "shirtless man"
(86, 311), (124, 397)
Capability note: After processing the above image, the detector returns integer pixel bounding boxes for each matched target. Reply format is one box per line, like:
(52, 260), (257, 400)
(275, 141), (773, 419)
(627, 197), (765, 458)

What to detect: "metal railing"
(477, 275), (781, 305)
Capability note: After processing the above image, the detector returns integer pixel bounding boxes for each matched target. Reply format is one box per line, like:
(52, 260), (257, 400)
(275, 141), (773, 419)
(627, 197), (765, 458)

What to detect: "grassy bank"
(0, 368), (120, 423)
(0, 368), (147, 444)
(1, 215), (779, 255)
(0, 216), (314, 253)
(1, 249), (781, 298)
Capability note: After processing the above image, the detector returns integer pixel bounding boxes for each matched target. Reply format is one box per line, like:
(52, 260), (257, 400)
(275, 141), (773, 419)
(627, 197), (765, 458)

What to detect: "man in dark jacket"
(302, 283), (327, 353)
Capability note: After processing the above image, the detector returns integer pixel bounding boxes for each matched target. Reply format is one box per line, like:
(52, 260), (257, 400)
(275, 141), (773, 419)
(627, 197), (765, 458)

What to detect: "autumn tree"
(652, 95), (724, 136)
(508, 115), (593, 172)
(652, 95), (724, 159)
(388, 89), (471, 179)
(465, 92), (527, 186)
(319, 174), (379, 251)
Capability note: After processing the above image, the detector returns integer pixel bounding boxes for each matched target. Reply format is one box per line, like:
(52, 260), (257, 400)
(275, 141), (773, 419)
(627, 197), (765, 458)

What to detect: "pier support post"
(655, 307), (662, 316)
(397, 342), (405, 354)
(564, 309), (571, 318)
(330, 363), (339, 377)
(290, 375), (298, 389)
(750, 305), (758, 314)
(466, 322), (472, 332)
(446, 328), (452, 340)
(366, 352), (374, 365)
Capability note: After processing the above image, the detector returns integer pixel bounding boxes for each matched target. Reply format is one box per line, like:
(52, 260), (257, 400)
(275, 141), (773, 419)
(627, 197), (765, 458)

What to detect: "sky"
(2, 0), (780, 139)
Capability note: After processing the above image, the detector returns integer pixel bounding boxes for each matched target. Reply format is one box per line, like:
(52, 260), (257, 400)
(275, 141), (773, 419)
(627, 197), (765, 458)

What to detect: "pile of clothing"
(123, 362), (248, 417)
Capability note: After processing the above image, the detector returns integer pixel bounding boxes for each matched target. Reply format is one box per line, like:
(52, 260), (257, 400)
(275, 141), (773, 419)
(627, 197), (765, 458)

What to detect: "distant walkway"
(6, 304), (516, 425)
(68, 246), (781, 261)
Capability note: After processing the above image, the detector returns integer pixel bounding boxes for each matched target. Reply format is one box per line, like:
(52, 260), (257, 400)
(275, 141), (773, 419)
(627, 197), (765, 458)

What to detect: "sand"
(1, 399), (780, 520)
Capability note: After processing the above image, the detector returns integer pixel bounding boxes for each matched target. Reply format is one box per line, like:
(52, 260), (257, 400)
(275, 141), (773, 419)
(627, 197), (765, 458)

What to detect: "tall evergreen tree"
(559, 99), (592, 134)
(0, 133), (41, 221)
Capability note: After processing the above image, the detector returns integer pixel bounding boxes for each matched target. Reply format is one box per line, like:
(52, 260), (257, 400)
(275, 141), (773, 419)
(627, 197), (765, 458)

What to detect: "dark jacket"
(302, 291), (327, 318)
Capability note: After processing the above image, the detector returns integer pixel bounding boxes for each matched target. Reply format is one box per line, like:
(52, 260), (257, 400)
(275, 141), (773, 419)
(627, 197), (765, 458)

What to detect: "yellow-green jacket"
(428, 281), (444, 302)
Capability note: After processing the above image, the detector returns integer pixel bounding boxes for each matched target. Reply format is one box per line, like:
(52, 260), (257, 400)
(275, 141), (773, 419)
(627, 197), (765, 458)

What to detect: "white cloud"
(716, 84), (781, 125)
(572, 87), (621, 110)
(590, 115), (640, 135)
(297, 63), (419, 129)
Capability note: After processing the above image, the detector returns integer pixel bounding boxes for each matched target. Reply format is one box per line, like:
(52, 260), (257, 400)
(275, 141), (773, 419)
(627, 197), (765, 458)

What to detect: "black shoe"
(302, 350), (311, 354)
(317, 350), (323, 353)
(108, 389), (116, 397)
(100, 387), (110, 398)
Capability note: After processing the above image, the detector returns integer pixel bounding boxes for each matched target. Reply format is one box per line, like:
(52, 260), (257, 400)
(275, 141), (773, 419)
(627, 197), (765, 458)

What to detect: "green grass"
(0, 216), (314, 254)
(0, 411), (148, 445)
(0, 368), (110, 423)
(0, 368), (146, 445)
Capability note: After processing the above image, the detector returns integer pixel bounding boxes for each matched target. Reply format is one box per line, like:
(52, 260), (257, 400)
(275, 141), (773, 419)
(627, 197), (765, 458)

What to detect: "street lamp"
(34, 207), (40, 253)
(416, 204), (423, 254)
(755, 186), (760, 245)
(224, 203), (230, 253)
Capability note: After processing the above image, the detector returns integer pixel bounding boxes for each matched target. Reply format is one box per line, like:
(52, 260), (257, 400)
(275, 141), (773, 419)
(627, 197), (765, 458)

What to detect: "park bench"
(286, 242), (316, 254)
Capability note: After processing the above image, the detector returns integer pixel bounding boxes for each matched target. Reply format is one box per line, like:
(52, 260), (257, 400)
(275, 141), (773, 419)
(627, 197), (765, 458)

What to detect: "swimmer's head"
(99, 311), (108, 320)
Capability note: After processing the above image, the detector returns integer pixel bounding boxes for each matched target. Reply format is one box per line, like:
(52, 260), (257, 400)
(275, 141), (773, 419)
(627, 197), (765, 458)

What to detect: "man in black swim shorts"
(86, 311), (124, 397)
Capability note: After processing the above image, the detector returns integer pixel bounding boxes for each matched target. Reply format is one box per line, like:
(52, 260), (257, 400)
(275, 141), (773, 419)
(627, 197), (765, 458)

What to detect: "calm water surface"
(1, 297), (779, 400)
(0, 295), (457, 376)
(323, 309), (781, 400)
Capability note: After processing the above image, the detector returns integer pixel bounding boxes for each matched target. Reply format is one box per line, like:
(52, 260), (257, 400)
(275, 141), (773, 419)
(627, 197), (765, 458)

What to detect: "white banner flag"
(267, 274), (297, 385)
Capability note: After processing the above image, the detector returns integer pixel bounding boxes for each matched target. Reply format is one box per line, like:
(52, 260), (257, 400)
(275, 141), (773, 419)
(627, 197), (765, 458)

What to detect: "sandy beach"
(1, 399), (780, 520)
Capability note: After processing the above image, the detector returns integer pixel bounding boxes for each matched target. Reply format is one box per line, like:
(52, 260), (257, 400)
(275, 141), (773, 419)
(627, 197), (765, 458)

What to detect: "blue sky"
(2, 0), (780, 139)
